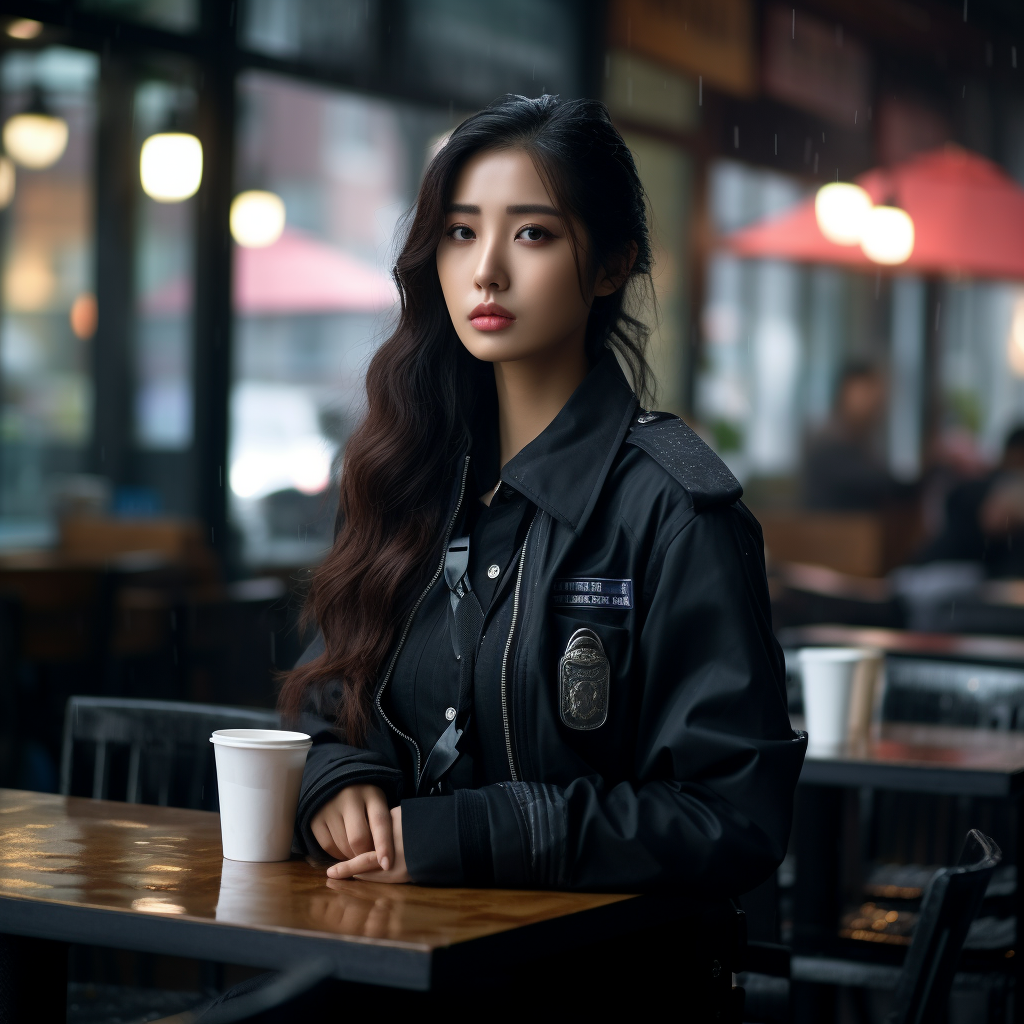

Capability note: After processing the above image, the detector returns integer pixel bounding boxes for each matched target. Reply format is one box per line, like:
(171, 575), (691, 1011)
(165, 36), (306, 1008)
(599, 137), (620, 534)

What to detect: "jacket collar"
(497, 352), (639, 536)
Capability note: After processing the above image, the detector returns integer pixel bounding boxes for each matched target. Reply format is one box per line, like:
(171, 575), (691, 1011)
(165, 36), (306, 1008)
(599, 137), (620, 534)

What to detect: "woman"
(281, 94), (805, 892)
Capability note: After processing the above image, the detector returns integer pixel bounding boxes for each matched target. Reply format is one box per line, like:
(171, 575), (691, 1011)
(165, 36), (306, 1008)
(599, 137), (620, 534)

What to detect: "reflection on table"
(0, 789), (632, 953)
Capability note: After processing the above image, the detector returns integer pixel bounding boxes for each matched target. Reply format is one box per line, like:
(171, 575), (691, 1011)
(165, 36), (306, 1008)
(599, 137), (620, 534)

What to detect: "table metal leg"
(0, 933), (68, 1024)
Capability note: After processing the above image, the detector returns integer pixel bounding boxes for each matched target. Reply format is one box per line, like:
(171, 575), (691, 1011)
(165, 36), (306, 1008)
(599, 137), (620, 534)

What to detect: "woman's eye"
(448, 225), (474, 241)
(516, 226), (548, 242)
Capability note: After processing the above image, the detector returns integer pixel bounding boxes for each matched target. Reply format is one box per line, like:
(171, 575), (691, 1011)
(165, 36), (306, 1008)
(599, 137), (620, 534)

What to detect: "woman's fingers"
(326, 851), (380, 879)
(339, 789), (374, 855)
(310, 817), (343, 861)
(366, 791), (394, 871)
(314, 786), (395, 869)
(352, 867), (404, 883)
(323, 807), (355, 861)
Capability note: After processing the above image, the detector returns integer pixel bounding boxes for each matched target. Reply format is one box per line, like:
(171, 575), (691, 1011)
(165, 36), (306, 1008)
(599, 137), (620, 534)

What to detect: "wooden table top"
(797, 721), (1024, 796)
(0, 789), (652, 989)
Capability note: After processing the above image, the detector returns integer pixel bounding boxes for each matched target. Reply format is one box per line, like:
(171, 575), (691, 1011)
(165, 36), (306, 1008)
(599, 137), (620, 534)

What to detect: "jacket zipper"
(375, 455), (470, 786)
(501, 511), (537, 783)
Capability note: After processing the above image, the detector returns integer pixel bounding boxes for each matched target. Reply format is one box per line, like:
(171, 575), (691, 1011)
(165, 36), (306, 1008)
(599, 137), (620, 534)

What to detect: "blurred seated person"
(919, 426), (1024, 577)
(802, 364), (895, 511)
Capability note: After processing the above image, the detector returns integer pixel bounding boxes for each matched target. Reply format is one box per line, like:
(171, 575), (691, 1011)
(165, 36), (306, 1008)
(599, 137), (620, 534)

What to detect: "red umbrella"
(723, 146), (1024, 280)
(143, 228), (398, 317)
(235, 228), (398, 315)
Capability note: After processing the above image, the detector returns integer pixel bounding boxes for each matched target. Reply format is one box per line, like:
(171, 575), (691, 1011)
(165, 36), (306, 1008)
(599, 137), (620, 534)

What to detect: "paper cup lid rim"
(797, 646), (881, 661)
(210, 729), (311, 748)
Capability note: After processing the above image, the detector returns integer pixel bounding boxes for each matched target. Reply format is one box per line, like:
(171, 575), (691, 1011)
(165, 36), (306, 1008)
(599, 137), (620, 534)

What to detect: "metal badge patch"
(559, 628), (610, 731)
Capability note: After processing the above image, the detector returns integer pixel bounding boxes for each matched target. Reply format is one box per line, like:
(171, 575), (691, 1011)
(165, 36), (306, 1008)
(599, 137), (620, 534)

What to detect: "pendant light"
(860, 204), (915, 266)
(139, 96), (202, 203)
(230, 190), (286, 247)
(140, 130), (203, 202)
(814, 182), (872, 246)
(3, 86), (68, 169)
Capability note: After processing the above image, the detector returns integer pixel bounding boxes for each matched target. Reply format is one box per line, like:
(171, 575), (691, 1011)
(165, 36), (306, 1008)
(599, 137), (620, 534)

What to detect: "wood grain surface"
(0, 789), (631, 952)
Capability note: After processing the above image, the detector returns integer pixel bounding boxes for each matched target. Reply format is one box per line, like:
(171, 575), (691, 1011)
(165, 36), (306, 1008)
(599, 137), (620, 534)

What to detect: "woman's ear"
(593, 241), (639, 297)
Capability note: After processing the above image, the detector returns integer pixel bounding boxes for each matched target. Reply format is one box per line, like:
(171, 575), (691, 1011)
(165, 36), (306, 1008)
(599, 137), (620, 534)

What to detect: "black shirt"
(386, 438), (533, 792)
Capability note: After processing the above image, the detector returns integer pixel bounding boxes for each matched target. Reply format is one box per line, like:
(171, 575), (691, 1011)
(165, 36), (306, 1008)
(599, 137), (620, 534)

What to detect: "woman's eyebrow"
(446, 203), (559, 215)
(507, 204), (559, 215)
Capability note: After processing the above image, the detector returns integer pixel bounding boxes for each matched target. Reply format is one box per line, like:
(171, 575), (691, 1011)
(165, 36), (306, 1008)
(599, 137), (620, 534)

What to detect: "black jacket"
(292, 355), (806, 894)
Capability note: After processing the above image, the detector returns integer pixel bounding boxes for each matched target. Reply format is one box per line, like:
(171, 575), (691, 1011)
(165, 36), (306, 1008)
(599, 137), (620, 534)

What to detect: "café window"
(134, 78), (197, 461)
(0, 46), (97, 547)
(239, 0), (377, 75)
(229, 71), (452, 567)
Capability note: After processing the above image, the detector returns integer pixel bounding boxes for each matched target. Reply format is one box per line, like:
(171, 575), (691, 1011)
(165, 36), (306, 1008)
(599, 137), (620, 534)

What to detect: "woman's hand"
(310, 785), (408, 883)
(326, 806), (408, 883)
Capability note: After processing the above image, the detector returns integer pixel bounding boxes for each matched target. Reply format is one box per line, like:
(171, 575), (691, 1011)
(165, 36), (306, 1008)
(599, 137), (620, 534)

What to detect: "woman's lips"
(470, 315), (515, 331)
(469, 303), (515, 331)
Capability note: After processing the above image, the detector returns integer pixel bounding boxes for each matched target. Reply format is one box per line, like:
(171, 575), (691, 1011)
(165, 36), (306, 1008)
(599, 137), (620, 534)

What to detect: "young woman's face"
(436, 148), (612, 364)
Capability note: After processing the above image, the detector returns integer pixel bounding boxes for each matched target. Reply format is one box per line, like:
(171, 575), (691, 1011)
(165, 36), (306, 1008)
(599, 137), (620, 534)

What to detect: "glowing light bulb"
(1008, 298), (1024, 378)
(140, 132), (203, 202)
(3, 111), (68, 169)
(860, 205), (915, 265)
(230, 190), (286, 248)
(0, 157), (15, 208)
(7, 19), (43, 39)
(814, 182), (873, 246)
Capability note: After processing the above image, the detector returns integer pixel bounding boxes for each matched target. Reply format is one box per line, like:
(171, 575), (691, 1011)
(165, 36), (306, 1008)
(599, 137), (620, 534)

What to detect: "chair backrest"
(756, 511), (885, 577)
(60, 696), (280, 809)
(887, 829), (1002, 1024)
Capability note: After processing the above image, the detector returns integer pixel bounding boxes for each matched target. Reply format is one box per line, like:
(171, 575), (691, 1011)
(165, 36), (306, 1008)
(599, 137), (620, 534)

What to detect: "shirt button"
(487, 564), (500, 579)
(445, 707), (456, 721)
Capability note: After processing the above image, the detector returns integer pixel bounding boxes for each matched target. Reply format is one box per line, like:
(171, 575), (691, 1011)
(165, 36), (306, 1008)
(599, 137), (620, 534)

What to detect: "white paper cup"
(211, 729), (312, 862)
(798, 648), (881, 751)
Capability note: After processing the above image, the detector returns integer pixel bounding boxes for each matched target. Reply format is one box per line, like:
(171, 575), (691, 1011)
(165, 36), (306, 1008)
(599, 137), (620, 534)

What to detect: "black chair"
(60, 698), (286, 1024)
(741, 830), (1002, 1024)
(59, 696), (280, 810)
(887, 829), (1002, 1024)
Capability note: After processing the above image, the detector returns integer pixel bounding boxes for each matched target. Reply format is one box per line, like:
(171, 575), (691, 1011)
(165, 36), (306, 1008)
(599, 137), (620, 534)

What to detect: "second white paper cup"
(798, 648), (875, 751)
(211, 729), (311, 862)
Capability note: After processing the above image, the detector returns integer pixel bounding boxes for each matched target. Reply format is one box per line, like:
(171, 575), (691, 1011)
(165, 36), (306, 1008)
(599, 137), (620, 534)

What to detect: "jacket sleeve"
(403, 502), (806, 892)
(287, 638), (405, 858)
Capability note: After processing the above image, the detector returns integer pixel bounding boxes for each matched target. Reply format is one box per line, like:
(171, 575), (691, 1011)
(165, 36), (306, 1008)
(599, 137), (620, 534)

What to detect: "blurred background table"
(792, 720), (1024, 1023)
(0, 517), (303, 794)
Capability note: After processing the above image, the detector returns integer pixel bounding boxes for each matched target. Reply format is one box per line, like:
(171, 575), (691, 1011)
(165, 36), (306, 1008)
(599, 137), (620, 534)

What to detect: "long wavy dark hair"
(279, 94), (655, 742)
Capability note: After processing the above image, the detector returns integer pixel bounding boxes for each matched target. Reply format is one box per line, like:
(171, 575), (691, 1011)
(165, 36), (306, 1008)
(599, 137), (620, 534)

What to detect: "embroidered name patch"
(551, 577), (633, 609)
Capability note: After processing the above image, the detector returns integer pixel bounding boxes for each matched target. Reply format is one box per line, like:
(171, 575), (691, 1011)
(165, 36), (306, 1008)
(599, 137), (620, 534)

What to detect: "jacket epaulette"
(625, 411), (743, 511)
